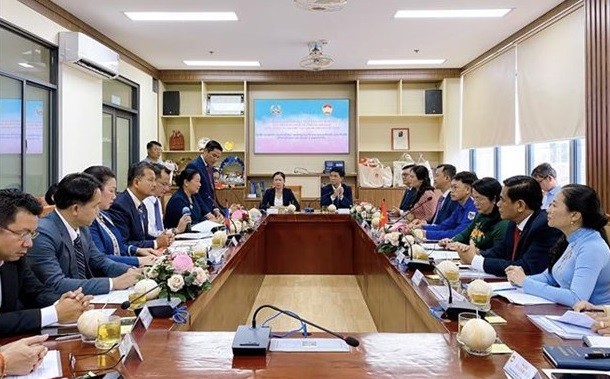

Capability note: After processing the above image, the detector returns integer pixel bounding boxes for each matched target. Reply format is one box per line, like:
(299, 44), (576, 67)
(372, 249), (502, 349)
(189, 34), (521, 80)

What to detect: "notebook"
(543, 345), (610, 370)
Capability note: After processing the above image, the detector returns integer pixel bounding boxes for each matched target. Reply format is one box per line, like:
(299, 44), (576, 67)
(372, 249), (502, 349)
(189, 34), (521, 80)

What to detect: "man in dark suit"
(430, 164), (459, 224)
(28, 173), (140, 295)
(391, 164), (415, 216)
(0, 189), (91, 336)
(185, 139), (225, 222)
(457, 175), (562, 277)
(109, 162), (171, 250)
(321, 167), (353, 208)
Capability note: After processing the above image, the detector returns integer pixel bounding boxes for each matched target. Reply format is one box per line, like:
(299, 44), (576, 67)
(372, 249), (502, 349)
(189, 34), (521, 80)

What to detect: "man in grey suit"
(28, 173), (140, 295)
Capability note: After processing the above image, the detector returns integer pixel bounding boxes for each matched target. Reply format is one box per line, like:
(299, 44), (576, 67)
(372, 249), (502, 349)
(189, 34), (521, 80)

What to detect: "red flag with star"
(379, 198), (388, 228)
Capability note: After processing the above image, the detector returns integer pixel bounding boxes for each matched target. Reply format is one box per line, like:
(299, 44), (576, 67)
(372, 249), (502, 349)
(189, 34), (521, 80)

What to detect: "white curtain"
(517, 8), (585, 143)
(462, 48), (516, 149)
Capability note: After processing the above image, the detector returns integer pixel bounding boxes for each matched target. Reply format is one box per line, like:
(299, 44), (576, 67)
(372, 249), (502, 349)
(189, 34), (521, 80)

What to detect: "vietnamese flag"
(379, 198), (388, 228)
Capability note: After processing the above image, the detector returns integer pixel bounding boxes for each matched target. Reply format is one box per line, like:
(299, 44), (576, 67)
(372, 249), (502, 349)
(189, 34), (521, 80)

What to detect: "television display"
(0, 98), (44, 154)
(253, 99), (349, 154)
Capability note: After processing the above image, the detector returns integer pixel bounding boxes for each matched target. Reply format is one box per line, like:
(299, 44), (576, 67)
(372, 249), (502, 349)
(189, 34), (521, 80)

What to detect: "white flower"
(403, 235), (415, 245)
(385, 232), (400, 246)
(371, 217), (380, 228)
(287, 204), (297, 213)
(145, 266), (158, 279)
(364, 204), (373, 212)
(360, 211), (368, 219)
(191, 267), (210, 287)
(355, 205), (363, 213)
(372, 211), (381, 219)
(167, 274), (185, 292)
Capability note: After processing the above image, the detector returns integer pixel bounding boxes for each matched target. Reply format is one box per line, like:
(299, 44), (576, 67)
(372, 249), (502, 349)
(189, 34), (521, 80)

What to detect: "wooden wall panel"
(585, 0), (610, 213)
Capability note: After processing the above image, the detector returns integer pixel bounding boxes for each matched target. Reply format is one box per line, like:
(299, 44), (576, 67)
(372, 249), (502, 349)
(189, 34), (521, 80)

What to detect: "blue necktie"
(153, 199), (164, 231)
(73, 235), (88, 279)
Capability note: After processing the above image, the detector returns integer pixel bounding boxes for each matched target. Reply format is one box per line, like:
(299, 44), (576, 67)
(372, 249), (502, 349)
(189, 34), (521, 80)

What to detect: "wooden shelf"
(358, 114), (443, 118)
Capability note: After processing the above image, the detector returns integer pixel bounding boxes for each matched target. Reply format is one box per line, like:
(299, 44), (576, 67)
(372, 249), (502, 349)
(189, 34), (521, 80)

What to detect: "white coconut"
(460, 318), (497, 351)
(287, 204), (297, 213)
(77, 309), (106, 339)
(411, 244), (428, 260)
(133, 278), (161, 300)
(212, 230), (228, 246)
(327, 204), (337, 213)
(467, 279), (492, 298)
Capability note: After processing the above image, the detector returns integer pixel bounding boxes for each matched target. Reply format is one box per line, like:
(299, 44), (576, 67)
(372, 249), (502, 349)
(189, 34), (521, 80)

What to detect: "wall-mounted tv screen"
(253, 98), (349, 154)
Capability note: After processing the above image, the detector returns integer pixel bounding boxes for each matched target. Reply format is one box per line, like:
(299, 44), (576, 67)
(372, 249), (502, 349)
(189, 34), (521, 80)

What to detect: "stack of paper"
(528, 314), (597, 339)
(496, 289), (555, 305)
(90, 289), (132, 304)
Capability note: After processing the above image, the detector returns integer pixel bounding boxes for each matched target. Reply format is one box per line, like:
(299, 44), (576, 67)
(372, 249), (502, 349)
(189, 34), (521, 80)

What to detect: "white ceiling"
(49, 0), (565, 71)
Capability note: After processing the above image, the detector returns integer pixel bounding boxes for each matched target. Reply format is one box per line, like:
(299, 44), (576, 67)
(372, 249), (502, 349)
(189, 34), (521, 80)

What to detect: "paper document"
(90, 289), (132, 304)
(428, 250), (460, 261)
(458, 268), (501, 279)
(269, 338), (350, 352)
(528, 314), (597, 339)
(495, 289), (554, 305)
(488, 281), (517, 293)
(191, 220), (222, 234)
(584, 335), (610, 348)
(6, 350), (61, 379)
(555, 310), (595, 329)
(174, 232), (211, 240)
(428, 285), (467, 303)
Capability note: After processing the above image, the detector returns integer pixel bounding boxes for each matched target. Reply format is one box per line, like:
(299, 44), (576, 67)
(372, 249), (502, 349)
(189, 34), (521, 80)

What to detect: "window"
(498, 145), (526, 181)
(530, 140), (570, 185)
(472, 147), (495, 178)
(102, 79), (139, 191)
(0, 23), (56, 195)
(470, 138), (585, 185)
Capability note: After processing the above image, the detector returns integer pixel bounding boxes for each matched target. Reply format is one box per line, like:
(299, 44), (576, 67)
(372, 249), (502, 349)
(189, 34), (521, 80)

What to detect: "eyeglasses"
(0, 226), (39, 242)
(534, 176), (547, 183)
(69, 343), (124, 378)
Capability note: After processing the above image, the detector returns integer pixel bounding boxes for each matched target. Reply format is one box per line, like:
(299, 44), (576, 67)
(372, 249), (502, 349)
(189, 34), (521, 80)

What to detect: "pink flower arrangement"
(171, 254), (194, 274)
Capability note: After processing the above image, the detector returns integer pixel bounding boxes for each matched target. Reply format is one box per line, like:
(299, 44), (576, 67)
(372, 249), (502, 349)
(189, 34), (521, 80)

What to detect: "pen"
(54, 333), (81, 341)
(579, 308), (605, 313)
(585, 352), (610, 359)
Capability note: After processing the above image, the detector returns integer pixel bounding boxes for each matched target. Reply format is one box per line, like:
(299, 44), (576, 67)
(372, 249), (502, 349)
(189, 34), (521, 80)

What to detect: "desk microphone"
(432, 262), (483, 321)
(304, 198), (320, 213)
(181, 206), (192, 233)
(232, 304), (359, 356)
(120, 282), (182, 318)
(394, 196), (434, 223)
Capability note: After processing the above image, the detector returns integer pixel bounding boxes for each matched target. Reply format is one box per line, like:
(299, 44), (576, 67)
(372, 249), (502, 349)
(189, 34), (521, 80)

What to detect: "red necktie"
(511, 228), (521, 261)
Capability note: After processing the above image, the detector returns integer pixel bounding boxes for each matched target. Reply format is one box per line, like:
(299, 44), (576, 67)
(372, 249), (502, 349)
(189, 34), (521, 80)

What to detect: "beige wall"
(1, 0), (158, 178)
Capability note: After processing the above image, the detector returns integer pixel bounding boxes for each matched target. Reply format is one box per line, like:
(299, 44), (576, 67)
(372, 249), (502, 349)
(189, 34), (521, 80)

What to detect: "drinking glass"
(95, 315), (121, 349)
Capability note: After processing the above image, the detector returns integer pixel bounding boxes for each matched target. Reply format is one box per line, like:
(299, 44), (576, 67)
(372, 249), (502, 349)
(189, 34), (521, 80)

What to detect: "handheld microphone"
(431, 262), (483, 321)
(181, 206), (192, 233)
(394, 195), (434, 223)
(232, 304), (360, 356)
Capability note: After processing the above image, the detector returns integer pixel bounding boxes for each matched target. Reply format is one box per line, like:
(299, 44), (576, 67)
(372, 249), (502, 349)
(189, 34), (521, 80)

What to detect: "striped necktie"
(73, 234), (88, 279)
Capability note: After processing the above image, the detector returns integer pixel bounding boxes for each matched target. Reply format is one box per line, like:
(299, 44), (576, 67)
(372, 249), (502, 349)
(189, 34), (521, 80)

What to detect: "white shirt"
(143, 196), (163, 237)
(471, 213), (534, 273)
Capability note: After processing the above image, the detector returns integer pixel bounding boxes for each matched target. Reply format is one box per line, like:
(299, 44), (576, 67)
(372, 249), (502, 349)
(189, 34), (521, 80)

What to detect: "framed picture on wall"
(391, 128), (410, 150)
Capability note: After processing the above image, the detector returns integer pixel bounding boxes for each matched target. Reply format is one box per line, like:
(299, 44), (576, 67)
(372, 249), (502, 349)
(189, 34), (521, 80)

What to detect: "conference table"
(20, 214), (583, 377)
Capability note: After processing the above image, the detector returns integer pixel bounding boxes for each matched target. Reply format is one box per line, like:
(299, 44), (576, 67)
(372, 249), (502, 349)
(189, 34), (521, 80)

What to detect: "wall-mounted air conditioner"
(59, 32), (119, 79)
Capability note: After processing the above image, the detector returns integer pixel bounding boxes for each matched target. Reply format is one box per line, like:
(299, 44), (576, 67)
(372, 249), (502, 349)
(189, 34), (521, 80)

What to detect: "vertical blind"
(462, 48), (516, 149)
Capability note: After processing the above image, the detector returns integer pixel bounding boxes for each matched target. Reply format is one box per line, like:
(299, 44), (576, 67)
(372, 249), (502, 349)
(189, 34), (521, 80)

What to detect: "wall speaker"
(425, 89), (442, 115)
(163, 91), (180, 115)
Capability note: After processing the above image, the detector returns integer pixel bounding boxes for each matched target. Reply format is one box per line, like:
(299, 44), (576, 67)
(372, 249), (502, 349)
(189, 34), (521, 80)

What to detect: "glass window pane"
(531, 140), (571, 185)
(0, 27), (52, 83)
(103, 80), (133, 109)
(0, 75), (23, 189)
(576, 138), (586, 184)
(499, 145), (526, 181)
(102, 113), (113, 168)
(474, 147), (495, 178)
(24, 85), (50, 195)
(116, 116), (131, 192)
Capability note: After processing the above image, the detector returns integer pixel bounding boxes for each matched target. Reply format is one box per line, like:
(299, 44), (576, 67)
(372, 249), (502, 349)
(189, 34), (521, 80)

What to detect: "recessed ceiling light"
(367, 59), (446, 65)
(183, 60), (261, 67)
(18, 62), (34, 68)
(394, 9), (512, 18)
(124, 12), (238, 21)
